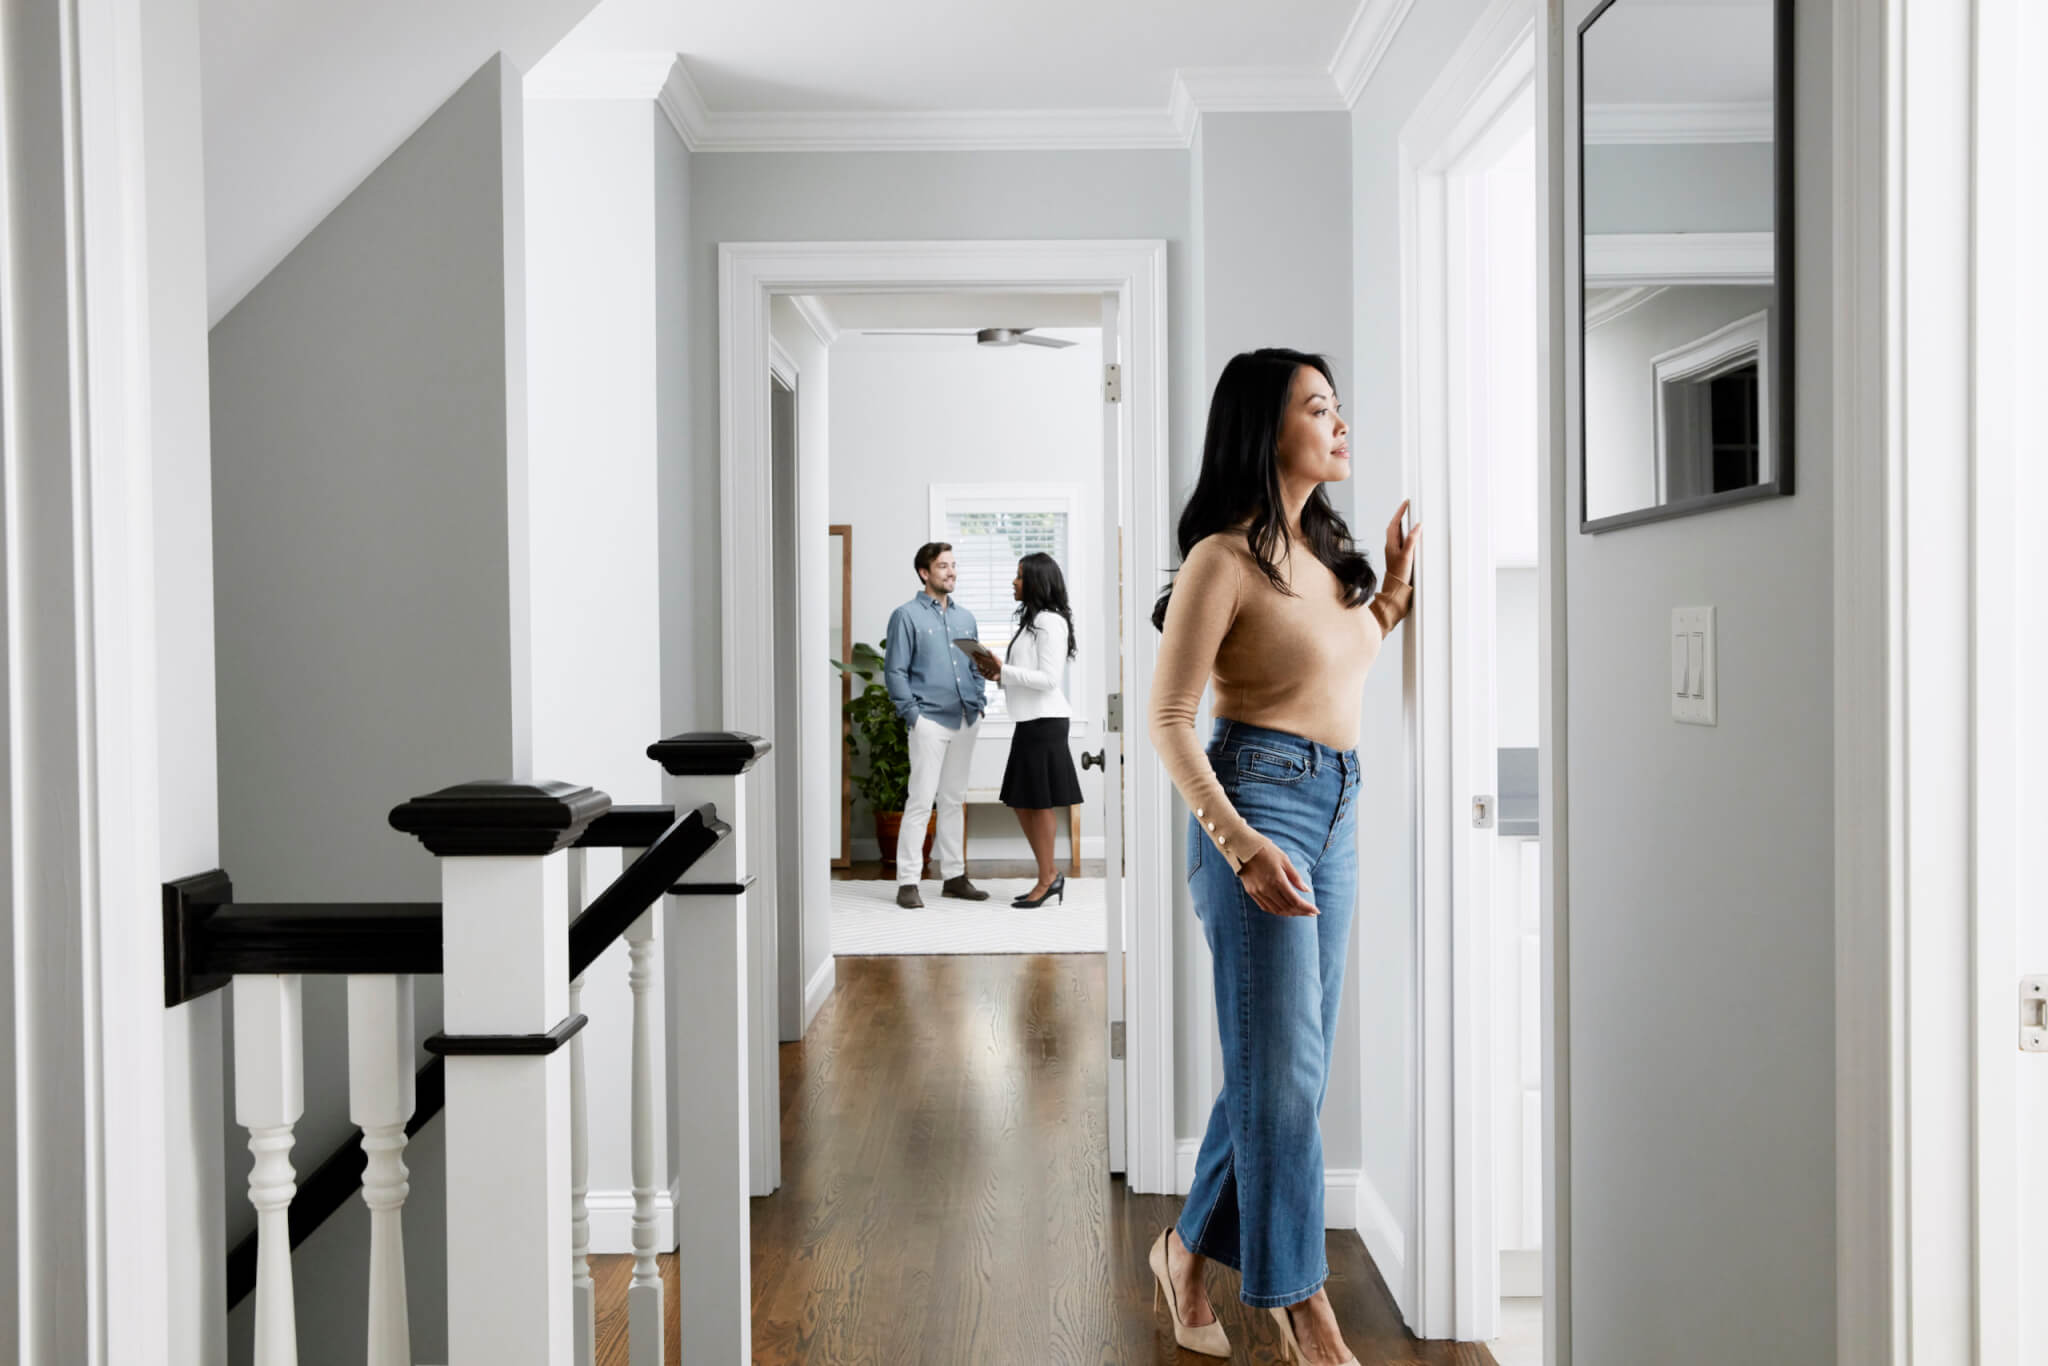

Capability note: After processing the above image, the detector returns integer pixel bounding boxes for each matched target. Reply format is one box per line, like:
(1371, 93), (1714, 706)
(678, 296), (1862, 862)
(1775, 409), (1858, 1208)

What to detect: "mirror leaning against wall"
(1578, 0), (1793, 532)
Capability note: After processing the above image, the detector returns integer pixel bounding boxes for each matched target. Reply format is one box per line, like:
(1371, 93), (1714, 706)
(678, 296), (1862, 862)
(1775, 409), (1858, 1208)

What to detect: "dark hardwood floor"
(593, 954), (1492, 1365)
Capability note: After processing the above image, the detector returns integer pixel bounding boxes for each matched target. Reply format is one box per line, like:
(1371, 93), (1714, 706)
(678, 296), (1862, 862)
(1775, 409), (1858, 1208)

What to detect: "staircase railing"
(164, 730), (769, 1366)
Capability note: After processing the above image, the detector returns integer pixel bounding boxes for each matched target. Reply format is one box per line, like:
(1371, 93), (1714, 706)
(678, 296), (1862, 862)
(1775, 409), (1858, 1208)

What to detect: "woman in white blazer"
(975, 552), (1084, 907)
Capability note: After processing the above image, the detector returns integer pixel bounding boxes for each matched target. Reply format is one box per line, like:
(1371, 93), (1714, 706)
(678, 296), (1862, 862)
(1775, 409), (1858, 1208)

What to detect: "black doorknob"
(1081, 749), (1106, 770)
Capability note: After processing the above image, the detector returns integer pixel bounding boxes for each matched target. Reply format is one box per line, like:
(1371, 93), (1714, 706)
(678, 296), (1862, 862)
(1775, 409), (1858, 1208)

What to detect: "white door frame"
(718, 239), (1178, 1197)
(1, 0), (181, 1356)
(1831, 0), (2042, 1359)
(1399, 0), (1538, 1344)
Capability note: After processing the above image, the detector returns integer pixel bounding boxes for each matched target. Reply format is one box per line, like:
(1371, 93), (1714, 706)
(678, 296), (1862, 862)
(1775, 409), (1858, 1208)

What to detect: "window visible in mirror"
(1577, 0), (1792, 531)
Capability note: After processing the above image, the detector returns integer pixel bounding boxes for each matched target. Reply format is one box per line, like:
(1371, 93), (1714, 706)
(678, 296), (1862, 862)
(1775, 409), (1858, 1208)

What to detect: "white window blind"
(933, 486), (1079, 722)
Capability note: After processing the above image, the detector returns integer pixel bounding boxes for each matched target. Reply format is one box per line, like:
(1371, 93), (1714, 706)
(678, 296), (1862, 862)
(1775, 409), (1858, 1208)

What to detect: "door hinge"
(1109, 1021), (1126, 1060)
(1104, 362), (1123, 403)
(2022, 976), (2047, 1052)
(1471, 795), (1496, 830)
(1106, 692), (1123, 733)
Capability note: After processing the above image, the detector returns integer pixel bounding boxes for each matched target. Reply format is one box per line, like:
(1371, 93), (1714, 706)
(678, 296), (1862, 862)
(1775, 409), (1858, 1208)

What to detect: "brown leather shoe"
(895, 885), (924, 909)
(941, 876), (989, 901)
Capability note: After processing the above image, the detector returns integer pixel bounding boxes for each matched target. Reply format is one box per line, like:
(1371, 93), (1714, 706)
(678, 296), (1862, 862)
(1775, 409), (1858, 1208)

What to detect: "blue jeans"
(1175, 718), (1361, 1307)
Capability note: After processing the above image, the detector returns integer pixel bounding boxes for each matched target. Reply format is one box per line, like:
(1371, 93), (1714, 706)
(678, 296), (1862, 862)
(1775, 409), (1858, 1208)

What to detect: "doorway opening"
(718, 240), (1178, 1200)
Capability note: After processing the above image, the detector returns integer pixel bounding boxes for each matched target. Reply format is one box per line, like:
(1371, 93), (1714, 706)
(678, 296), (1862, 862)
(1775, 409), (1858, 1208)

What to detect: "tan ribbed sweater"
(1147, 532), (1413, 873)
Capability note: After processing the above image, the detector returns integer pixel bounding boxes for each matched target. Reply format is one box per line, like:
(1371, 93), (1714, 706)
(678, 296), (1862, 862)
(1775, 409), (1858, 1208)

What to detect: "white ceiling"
(546, 0), (1367, 116)
(1580, 0), (1774, 107)
(811, 293), (1105, 334)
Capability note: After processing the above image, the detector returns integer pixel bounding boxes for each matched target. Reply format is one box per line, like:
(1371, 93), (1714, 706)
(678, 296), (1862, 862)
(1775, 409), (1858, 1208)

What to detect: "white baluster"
(348, 974), (415, 1366)
(625, 903), (664, 1366)
(235, 973), (305, 1366)
(569, 844), (595, 1366)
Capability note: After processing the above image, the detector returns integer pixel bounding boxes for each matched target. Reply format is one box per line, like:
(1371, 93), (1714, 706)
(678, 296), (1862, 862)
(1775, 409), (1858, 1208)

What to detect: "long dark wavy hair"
(1010, 552), (1078, 661)
(1150, 348), (1378, 632)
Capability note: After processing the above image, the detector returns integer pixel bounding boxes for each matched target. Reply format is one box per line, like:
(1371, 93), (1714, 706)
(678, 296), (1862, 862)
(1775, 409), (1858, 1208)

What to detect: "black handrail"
(575, 804), (680, 849)
(568, 804), (726, 979)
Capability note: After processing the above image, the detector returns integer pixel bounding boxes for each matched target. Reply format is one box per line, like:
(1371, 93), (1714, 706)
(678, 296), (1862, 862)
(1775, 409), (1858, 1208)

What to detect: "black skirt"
(1000, 716), (1085, 809)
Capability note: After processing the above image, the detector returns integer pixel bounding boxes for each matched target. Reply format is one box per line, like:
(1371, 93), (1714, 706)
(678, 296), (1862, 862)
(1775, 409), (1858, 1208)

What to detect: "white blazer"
(999, 614), (1073, 722)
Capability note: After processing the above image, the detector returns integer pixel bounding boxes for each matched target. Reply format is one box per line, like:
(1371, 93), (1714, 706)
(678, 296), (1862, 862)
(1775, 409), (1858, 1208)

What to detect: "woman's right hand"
(1238, 842), (1319, 917)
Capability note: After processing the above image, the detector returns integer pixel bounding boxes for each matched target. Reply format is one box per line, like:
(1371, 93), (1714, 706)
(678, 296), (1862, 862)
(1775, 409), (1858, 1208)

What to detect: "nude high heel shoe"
(1148, 1228), (1230, 1357)
(1270, 1302), (1358, 1365)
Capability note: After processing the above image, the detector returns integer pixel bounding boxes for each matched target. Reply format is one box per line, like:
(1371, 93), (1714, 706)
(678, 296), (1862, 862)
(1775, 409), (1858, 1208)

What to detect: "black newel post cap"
(389, 780), (612, 857)
(647, 731), (771, 776)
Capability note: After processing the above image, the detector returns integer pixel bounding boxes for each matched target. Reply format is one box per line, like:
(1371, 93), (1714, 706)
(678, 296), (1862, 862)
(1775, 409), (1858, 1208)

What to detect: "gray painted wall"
(1348, 0), (1501, 1278)
(1582, 141), (1775, 234)
(1562, 1), (1836, 1360)
(210, 54), (527, 1365)
(1186, 111), (1361, 1164)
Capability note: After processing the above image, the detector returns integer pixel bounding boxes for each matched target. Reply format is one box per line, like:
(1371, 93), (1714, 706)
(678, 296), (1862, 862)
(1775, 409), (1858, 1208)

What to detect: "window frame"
(928, 481), (1093, 737)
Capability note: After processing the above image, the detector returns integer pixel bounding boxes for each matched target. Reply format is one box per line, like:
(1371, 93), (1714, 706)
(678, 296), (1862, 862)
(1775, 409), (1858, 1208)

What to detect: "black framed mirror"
(1577, 0), (1793, 533)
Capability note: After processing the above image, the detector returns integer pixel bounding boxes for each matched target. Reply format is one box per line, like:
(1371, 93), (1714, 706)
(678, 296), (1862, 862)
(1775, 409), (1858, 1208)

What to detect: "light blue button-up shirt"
(883, 591), (987, 730)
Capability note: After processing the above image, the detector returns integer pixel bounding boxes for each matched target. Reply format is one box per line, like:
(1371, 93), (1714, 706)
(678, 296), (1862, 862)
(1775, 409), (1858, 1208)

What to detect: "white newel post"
(234, 973), (306, 1366)
(390, 780), (611, 1366)
(649, 732), (770, 1365)
(625, 899), (664, 1366)
(348, 973), (417, 1366)
(566, 849), (596, 1366)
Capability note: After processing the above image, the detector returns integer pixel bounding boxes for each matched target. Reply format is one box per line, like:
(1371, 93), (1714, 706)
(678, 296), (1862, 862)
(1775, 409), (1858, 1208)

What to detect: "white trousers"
(897, 715), (979, 884)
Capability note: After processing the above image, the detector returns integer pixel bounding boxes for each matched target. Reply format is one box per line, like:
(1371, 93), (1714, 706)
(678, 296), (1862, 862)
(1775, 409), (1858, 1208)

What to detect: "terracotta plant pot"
(872, 811), (937, 880)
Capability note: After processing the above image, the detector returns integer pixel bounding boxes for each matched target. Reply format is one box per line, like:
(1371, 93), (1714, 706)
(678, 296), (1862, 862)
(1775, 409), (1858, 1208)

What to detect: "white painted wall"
(1559, 0), (1837, 1359)
(197, 0), (603, 321)
(827, 331), (1108, 860)
(1495, 570), (1540, 751)
(1583, 284), (1773, 522)
(210, 56), (529, 1364)
(524, 94), (674, 1242)
(770, 296), (835, 1036)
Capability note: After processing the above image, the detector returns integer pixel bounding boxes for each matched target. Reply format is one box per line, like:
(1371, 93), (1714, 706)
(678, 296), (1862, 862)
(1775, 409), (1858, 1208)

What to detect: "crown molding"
(526, 1), (1415, 154)
(1331, 0), (1421, 105)
(785, 295), (839, 347)
(656, 58), (709, 149)
(1583, 284), (1668, 330)
(1583, 101), (1775, 145)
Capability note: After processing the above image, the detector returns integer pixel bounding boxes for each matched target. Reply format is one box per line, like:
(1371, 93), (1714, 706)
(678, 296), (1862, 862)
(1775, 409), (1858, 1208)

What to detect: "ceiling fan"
(863, 326), (1077, 350)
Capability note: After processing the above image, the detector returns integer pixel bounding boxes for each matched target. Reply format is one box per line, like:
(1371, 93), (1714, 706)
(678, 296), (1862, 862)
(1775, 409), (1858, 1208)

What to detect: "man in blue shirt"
(883, 542), (991, 908)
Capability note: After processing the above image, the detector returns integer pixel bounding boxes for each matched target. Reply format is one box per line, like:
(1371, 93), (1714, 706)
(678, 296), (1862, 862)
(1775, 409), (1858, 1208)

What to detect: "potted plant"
(831, 641), (934, 879)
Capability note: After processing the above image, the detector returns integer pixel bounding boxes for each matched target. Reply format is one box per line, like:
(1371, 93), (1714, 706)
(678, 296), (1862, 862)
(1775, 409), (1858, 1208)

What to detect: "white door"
(1100, 291), (1128, 1173)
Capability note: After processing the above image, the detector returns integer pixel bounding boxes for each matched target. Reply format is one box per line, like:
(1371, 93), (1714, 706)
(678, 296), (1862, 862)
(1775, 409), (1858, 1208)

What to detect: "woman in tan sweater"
(1143, 349), (1418, 1365)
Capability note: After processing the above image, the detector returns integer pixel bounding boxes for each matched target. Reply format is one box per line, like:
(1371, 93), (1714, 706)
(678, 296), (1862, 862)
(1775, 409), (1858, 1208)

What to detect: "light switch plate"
(1672, 606), (1717, 725)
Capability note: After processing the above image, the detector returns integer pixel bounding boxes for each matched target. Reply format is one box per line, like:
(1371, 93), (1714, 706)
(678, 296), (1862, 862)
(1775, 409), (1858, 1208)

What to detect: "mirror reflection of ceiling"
(1583, 0), (1773, 143)
(806, 292), (1104, 333)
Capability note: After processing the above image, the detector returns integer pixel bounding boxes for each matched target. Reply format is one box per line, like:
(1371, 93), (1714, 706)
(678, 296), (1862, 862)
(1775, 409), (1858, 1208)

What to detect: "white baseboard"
(801, 954), (836, 1033)
(1173, 1139), (1362, 1231)
(1353, 1171), (1411, 1327)
(1322, 1168), (1360, 1230)
(1499, 1248), (1543, 1298)
(585, 1187), (674, 1255)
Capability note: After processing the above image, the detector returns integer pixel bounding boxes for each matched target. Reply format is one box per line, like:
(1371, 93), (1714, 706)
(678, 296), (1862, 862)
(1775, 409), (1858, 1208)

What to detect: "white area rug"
(830, 877), (1107, 956)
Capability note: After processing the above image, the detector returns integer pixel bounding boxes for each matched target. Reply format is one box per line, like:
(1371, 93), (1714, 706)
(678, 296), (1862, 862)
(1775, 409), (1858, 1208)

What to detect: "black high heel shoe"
(1012, 873), (1066, 908)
